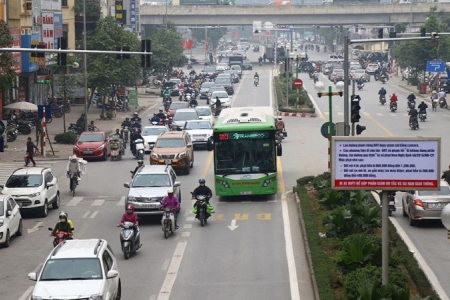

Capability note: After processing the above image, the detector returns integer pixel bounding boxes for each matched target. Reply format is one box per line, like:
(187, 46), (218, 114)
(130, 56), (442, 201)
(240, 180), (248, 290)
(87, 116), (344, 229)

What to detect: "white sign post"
(331, 137), (441, 191)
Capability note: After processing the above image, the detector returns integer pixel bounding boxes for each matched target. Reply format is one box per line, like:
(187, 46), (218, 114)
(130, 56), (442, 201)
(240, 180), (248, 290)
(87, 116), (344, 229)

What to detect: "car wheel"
(102, 150), (107, 161)
(402, 202), (407, 217)
(185, 167), (190, 175)
(190, 155), (194, 168)
(16, 219), (23, 236)
(408, 210), (417, 226)
(40, 200), (48, 218)
(52, 192), (60, 209)
(3, 230), (11, 247)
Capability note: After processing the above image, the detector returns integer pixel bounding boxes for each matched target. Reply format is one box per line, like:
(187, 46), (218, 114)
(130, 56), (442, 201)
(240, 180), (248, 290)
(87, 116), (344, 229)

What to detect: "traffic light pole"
(343, 34), (350, 136)
(351, 79), (356, 136)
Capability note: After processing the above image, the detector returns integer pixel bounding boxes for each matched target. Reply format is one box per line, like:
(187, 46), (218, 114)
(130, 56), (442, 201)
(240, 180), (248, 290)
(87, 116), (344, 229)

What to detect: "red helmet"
(126, 204), (134, 211)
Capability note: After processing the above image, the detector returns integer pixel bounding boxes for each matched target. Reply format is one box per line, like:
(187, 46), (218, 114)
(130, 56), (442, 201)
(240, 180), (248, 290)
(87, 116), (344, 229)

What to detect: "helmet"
(134, 112), (138, 115)
(137, 160), (143, 164)
(126, 204), (134, 211)
(167, 188), (174, 194)
(277, 116), (282, 120)
(410, 92), (414, 95)
(198, 178), (206, 184)
(60, 211), (68, 218)
(421, 100), (425, 103)
(59, 212), (67, 219)
(433, 90), (437, 93)
(70, 155), (78, 161)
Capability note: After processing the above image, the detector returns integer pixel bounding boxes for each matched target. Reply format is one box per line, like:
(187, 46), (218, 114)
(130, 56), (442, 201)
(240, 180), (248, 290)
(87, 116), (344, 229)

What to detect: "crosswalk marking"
(116, 196), (126, 206)
(66, 196), (83, 206)
(92, 199), (105, 206)
(0, 162), (56, 185)
(376, 113), (383, 116)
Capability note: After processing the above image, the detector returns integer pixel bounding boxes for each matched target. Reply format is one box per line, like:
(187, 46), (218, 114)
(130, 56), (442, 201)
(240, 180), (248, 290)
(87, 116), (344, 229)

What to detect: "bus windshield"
(215, 139), (276, 174)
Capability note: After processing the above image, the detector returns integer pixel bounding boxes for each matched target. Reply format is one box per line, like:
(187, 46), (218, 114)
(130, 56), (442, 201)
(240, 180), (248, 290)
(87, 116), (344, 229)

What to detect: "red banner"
(334, 179), (438, 189)
(10, 27), (22, 73)
(182, 39), (193, 50)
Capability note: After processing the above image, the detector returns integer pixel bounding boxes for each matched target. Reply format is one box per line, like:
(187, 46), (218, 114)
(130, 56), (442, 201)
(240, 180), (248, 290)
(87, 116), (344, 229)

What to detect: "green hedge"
(274, 76), (314, 112)
(54, 132), (77, 144)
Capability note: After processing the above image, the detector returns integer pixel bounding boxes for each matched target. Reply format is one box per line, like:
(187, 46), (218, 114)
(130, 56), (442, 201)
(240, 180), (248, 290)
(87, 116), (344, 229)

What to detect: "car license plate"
(143, 203), (157, 208)
(83, 151), (93, 155)
(428, 203), (441, 209)
(165, 159), (172, 165)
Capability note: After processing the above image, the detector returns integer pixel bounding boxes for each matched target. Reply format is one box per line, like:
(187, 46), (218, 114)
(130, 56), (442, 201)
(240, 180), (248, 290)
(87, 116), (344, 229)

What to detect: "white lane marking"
(90, 211), (99, 218)
(117, 196), (126, 206)
(82, 211), (91, 218)
(186, 216), (195, 222)
(376, 113), (383, 116)
(363, 112), (370, 116)
(149, 295), (156, 300)
(183, 224), (192, 229)
(156, 241), (188, 300)
(33, 263), (43, 273)
(66, 196), (83, 206)
(18, 286), (34, 300)
(281, 193), (301, 300)
(91, 199), (105, 206)
(181, 232), (191, 238)
(308, 93), (324, 118)
(336, 112), (344, 116)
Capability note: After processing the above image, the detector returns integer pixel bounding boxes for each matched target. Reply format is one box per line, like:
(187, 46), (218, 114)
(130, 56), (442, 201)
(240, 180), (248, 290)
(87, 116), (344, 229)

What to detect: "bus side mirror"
(277, 145), (282, 156)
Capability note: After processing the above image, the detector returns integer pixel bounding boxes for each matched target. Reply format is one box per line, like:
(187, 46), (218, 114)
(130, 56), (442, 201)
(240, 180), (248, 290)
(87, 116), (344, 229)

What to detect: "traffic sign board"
(320, 122), (335, 139)
(426, 60), (445, 72)
(292, 78), (303, 89)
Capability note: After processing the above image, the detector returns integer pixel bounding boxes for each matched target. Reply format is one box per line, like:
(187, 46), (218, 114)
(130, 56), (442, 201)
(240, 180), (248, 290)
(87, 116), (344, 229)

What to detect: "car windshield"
(231, 66), (241, 71)
(418, 186), (450, 196)
(355, 70), (365, 75)
(142, 127), (167, 136)
(196, 108), (211, 117)
(173, 111), (198, 121)
(209, 87), (225, 93)
(201, 82), (215, 89)
(215, 78), (231, 85)
(132, 174), (171, 187)
(203, 66), (216, 73)
(155, 138), (185, 148)
(78, 134), (104, 142)
(335, 70), (344, 75)
(169, 79), (181, 84)
(162, 82), (177, 89)
(169, 103), (188, 110)
(0, 201), (4, 216)
(213, 92), (228, 99)
(40, 258), (103, 281)
(185, 121), (211, 130)
(5, 174), (42, 188)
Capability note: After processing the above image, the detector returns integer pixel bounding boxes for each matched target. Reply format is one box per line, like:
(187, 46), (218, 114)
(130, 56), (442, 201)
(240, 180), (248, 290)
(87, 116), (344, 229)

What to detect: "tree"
(392, 12), (450, 71)
(150, 27), (184, 73)
(191, 28), (227, 51)
(0, 20), (17, 107)
(85, 17), (141, 114)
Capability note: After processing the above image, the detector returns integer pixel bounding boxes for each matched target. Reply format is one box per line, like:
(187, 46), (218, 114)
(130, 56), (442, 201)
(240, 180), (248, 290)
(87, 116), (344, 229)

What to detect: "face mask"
(60, 219), (66, 223)
(126, 210), (132, 214)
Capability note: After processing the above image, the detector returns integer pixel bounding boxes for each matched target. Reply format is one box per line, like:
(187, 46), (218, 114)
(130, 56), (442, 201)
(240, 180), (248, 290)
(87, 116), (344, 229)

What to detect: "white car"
(28, 239), (121, 300)
(215, 63), (229, 72)
(183, 120), (214, 150)
(142, 125), (168, 153)
(0, 195), (22, 247)
(211, 90), (231, 108)
(0, 167), (60, 217)
(195, 106), (214, 126)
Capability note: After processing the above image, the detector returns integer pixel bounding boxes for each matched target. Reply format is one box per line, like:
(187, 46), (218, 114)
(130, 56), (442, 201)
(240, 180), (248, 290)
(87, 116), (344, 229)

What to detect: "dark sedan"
(160, 81), (180, 97)
(242, 60), (253, 70)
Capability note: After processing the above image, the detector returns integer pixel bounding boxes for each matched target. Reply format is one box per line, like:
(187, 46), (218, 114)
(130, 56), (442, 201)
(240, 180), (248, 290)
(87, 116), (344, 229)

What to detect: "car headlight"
(73, 145), (80, 151)
(0, 218), (4, 227)
(127, 196), (136, 202)
(97, 144), (105, 150)
(151, 152), (159, 158)
(89, 294), (104, 300)
(177, 152), (186, 159)
(29, 192), (41, 198)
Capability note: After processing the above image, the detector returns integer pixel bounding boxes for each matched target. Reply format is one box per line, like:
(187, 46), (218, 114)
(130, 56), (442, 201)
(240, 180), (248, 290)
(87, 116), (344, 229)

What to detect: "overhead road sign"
(426, 60), (445, 72)
(331, 137), (441, 190)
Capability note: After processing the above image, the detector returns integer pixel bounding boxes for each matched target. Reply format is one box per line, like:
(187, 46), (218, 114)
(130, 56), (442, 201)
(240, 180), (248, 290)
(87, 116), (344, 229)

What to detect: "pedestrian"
(25, 137), (37, 167)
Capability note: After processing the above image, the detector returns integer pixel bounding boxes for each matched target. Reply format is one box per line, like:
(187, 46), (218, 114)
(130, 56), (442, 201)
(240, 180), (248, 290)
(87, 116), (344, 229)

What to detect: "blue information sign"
(426, 60), (445, 72)
(38, 105), (52, 119)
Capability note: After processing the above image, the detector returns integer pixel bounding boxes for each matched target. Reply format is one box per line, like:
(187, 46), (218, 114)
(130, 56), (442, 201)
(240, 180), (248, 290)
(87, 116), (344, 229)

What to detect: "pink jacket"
(161, 195), (180, 210)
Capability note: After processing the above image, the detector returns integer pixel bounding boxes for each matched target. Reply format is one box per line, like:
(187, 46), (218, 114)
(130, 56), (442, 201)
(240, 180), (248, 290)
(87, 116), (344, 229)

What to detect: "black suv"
(214, 76), (234, 95)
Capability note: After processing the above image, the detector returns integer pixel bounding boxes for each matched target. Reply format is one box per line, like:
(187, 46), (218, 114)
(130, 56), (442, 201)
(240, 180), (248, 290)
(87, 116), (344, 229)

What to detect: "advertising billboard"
(21, 34), (39, 73)
(130, 0), (136, 30)
(331, 137), (441, 190)
(42, 12), (55, 49)
(10, 28), (22, 73)
(115, 0), (124, 24)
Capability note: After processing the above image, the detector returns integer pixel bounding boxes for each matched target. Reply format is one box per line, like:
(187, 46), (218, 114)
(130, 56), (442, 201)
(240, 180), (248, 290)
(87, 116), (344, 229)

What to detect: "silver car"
(401, 181), (450, 226)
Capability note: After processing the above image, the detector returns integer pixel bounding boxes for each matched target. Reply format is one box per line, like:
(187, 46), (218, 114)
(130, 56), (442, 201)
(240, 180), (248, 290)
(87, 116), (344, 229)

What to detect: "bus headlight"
(216, 179), (230, 189)
(262, 177), (276, 187)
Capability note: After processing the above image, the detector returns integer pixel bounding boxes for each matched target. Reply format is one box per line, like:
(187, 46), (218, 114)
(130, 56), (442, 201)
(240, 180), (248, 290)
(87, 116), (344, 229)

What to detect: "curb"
(277, 111), (317, 118)
(294, 190), (320, 300)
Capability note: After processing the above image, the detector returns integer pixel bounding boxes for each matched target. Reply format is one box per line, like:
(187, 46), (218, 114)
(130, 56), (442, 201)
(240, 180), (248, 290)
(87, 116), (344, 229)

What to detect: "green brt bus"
(213, 106), (282, 196)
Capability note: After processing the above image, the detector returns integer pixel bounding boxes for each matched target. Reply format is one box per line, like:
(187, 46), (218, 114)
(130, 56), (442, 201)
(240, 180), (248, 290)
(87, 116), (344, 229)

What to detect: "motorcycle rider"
(192, 178), (215, 218)
(407, 92), (416, 107)
(89, 120), (99, 131)
(418, 100), (428, 114)
(438, 88), (448, 108)
(118, 204), (140, 241)
(378, 87), (387, 102)
(389, 93), (398, 109)
(189, 97), (198, 108)
(276, 116), (285, 134)
(50, 212), (73, 238)
(161, 188), (180, 229)
(121, 117), (132, 128)
(212, 96), (222, 116)
(254, 72), (259, 81)
(130, 160), (144, 178)
(60, 211), (74, 233)
(156, 109), (167, 120)
(131, 112), (141, 123)
(408, 106), (419, 128)
(67, 155), (82, 191)
(431, 90), (439, 101)
(130, 128), (143, 155)
(150, 113), (161, 124)
(76, 114), (86, 128)
(113, 128), (123, 139)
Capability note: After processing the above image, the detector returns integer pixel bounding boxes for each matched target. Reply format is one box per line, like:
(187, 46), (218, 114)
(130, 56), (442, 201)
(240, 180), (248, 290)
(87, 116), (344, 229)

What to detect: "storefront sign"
(10, 28), (22, 73)
(42, 12), (54, 49)
(130, 0), (136, 30)
(331, 137), (441, 190)
(115, 0), (124, 24)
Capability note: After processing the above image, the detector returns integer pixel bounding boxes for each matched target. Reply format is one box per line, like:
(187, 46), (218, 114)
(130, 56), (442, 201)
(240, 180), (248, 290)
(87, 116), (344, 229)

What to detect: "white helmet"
(277, 116), (282, 120)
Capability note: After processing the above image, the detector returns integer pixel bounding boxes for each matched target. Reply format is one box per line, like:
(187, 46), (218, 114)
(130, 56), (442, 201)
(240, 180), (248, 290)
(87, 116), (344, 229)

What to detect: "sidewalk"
(0, 88), (160, 163)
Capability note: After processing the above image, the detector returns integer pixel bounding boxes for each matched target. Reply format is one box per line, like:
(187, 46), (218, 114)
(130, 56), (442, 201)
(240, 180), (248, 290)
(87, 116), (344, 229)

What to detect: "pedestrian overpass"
(139, 2), (447, 26)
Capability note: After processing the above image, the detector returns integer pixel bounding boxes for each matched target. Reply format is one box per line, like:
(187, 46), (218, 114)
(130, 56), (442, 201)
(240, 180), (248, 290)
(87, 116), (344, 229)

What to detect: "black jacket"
(52, 221), (72, 235)
(417, 103), (428, 112)
(192, 185), (212, 198)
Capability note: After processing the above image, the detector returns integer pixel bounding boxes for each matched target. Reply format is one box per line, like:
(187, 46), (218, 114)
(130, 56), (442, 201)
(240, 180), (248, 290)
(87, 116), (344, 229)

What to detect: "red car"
(73, 131), (110, 160)
(167, 101), (189, 118)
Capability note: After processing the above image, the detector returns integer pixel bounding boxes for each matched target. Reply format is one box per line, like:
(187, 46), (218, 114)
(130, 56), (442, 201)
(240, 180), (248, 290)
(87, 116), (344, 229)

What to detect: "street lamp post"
(315, 81), (344, 170)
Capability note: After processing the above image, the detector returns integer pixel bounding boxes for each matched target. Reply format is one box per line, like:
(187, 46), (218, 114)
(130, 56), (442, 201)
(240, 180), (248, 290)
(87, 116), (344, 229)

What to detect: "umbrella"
(4, 102), (38, 111)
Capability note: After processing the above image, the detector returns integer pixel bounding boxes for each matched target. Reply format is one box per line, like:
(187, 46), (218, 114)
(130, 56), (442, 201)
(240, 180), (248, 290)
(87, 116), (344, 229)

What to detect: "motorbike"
(388, 192), (396, 216)
(163, 99), (172, 112)
(122, 126), (130, 145)
(51, 105), (64, 118)
(68, 171), (79, 196)
(133, 139), (145, 160)
(439, 97), (447, 109)
(192, 193), (210, 227)
(357, 82), (364, 90)
(48, 228), (70, 247)
(432, 99), (439, 111)
(419, 111), (427, 122)
(161, 207), (176, 239)
(379, 95), (386, 105)
(390, 101), (397, 112)
(254, 77), (259, 87)
(409, 116), (419, 130)
(119, 221), (141, 259)
(6, 126), (18, 142)
(110, 138), (123, 161)
(68, 123), (84, 135)
(407, 100), (416, 111)
(380, 76), (386, 84)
